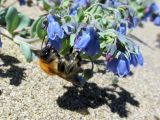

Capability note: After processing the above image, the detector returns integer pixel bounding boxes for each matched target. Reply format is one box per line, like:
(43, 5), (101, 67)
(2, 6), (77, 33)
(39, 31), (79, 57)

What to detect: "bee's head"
(38, 45), (60, 63)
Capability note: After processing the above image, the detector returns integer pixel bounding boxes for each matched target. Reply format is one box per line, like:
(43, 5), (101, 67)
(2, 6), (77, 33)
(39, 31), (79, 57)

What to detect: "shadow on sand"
(57, 83), (139, 118)
(0, 54), (26, 86)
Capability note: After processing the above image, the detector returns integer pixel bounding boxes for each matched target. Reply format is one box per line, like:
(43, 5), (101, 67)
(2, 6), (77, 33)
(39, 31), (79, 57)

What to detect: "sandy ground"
(0, 1), (160, 120)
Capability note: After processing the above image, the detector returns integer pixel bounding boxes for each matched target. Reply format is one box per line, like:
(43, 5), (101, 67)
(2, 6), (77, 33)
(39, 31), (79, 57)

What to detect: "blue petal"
(70, 4), (79, 15)
(137, 52), (144, 66)
(106, 59), (118, 74)
(150, 3), (159, 13)
(73, 0), (89, 7)
(128, 16), (139, 28)
(19, 0), (25, 5)
(133, 16), (139, 27)
(130, 53), (138, 67)
(74, 27), (100, 56)
(48, 36), (62, 50)
(47, 19), (64, 39)
(106, 53), (130, 77)
(0, 39), (2, 48)
(116, 54), (130, 77)
(117, 21), (126, 35)
(153, 16), (160, 26)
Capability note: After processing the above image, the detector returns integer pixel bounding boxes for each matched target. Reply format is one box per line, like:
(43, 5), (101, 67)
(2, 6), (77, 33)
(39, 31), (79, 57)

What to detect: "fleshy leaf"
(30, 17), (41, 37)
(5, 7), (19, 34)
(36, 17), (47, 39)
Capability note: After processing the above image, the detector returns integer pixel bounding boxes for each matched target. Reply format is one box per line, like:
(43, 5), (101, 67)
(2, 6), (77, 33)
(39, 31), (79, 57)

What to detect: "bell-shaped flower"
(105, 0), (120, 8)
(143, 3), (159, 21)
(74, 27), (100, 56)
(0, 38), (2, 48)
(150, 3), (159, 13)
(117, 21), (127, 35)
(130, 52), (144, 67)
(73, 0), (90, 7)
(106, 53), (130, 77)
(153, 15), (160, 26)
(70, 0), (90, 15)
(18, 0), (25, 5)
(47, 14), (64, 50)
(128, 16), (139, 28)
(62, 22), (77, 35)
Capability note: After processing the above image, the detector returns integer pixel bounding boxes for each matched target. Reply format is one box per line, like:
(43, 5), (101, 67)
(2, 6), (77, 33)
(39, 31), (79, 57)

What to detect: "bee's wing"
(65, 61), (80, 76)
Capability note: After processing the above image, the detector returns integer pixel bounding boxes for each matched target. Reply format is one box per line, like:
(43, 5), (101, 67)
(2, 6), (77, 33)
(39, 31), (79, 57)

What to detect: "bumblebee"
(36, 45), (85, 87)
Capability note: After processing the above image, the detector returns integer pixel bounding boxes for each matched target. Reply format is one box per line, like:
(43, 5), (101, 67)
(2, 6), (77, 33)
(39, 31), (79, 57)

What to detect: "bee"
(35, 44), (85, 87)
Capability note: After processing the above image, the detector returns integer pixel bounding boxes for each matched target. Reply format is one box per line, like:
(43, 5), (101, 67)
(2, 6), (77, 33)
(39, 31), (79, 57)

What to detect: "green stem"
(0, 32), (12, 40)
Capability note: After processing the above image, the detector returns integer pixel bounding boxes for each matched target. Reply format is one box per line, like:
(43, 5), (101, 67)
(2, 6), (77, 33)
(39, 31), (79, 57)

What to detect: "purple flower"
(117, 21), (127, 35)
(130, 52), (144, 67)
(106, 53), (130, 77)
(47, 14), (64, 50)
(18, 0), (25, 5)
(74, 27), (100, 56)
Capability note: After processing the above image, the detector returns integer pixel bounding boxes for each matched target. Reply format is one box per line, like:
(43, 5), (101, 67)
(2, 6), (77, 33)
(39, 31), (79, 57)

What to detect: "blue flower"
(48, 0), (62, 5)
(153, 15), (160, 26)
(143, 3), (159, 21)
(73, 0), (89, 7)
(106, 53), (130, 77)
(62, 23), (76, 35)
(74, 27), (100, 56)
(130, 52), (144, 67)
(70, 5), (79, 15)
(105, 0), (120, 8)
(150, 3), (159, 13)
(0, 38), (2, 48)
(117, 21), (127, 35)
(70, 0), (90, 15)
(128, 16), (139, 28)
(18, 0), (25, 5)
(47, 14), (64, 50)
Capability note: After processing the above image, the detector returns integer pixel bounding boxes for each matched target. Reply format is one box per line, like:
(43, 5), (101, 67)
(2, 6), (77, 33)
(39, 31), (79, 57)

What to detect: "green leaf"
(0, 8), (8, 25)
(60, 39), (71, 55)
(94, 6), (103, 16)
(77, 8), (85, 23)
(43, 0), (51, 11)
(16, 13), (31, 31)
(64, 15), (71, 23)
(14, 36), (37, 62)
(30, 17), (41, 37)
(20, 42), (33, 62)
(36, 17), (47, 39)
(5, 7), (19, 34)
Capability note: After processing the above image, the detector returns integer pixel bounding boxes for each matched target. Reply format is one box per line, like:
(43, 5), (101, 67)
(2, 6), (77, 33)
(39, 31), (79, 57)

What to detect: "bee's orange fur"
(39, 59), (68, 79)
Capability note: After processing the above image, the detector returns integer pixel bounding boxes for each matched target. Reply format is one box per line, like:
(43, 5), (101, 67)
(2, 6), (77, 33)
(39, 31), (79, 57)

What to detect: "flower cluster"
(44, 0), (146, 77)
(143, 2), (160, 26)
(6, 0), (160, 78)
